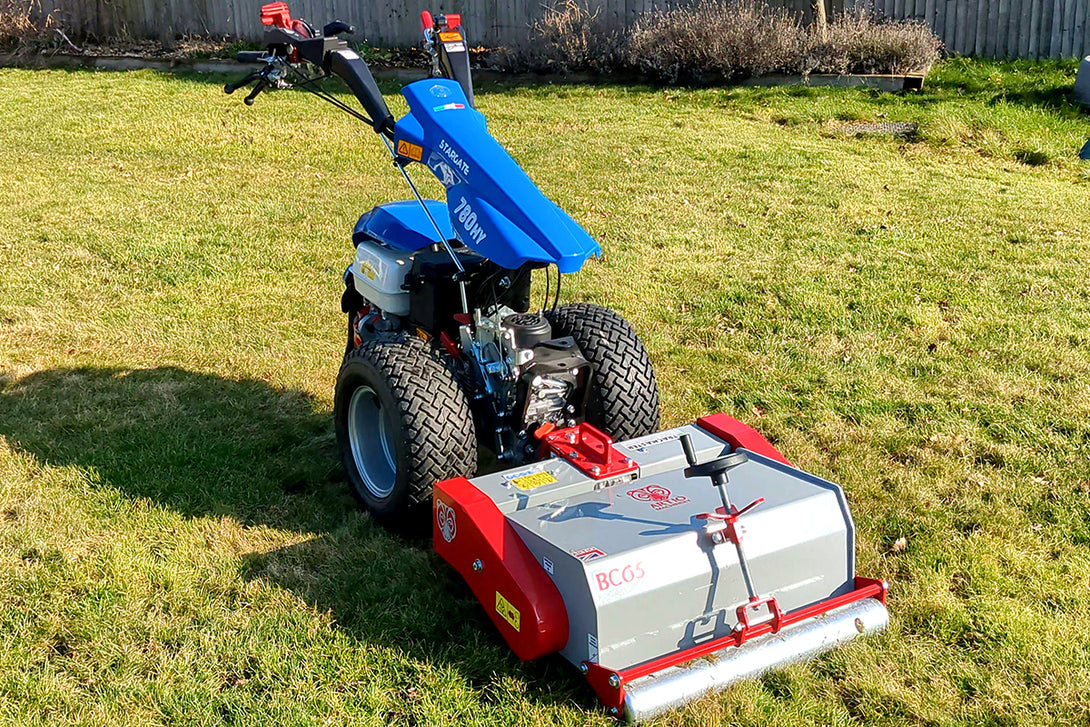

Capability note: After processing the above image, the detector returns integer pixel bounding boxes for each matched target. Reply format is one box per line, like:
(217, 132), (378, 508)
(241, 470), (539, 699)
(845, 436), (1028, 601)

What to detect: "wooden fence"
(850, 0), (1090, 58)
(34, 0), (1090, 58)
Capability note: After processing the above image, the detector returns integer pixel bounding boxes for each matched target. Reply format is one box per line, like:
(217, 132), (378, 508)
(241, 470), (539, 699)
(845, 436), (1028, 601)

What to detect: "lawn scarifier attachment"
(226, 5), (889, 720)
(435, 414), (889, 721)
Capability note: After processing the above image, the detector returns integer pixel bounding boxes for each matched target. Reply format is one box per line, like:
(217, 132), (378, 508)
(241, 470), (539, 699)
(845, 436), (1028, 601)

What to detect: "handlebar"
(225, 5), (396, 136)
(236, 51), (266, 64)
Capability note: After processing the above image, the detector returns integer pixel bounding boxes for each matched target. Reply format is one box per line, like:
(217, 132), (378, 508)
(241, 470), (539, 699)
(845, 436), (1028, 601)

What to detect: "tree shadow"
(0, 365), (345, 533)
(239, 535), (589, 711)
(0, 365), (591, 711)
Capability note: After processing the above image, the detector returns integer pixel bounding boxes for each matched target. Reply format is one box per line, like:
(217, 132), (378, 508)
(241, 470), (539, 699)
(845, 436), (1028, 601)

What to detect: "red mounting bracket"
(540, 422), (638, 480)
(735, 595), (784, 642)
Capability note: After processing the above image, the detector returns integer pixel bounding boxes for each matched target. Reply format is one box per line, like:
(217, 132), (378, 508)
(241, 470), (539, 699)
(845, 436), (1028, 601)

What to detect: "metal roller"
(621, 597), (889, 723)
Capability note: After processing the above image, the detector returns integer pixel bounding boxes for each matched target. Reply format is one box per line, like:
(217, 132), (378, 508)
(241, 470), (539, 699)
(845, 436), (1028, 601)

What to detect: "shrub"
(0, 0), (36, 45)
(806, 9), (942, 75)
(491, 0), (942, 82)
(494, 0), (626, 74)
(628, 0), (808, 83)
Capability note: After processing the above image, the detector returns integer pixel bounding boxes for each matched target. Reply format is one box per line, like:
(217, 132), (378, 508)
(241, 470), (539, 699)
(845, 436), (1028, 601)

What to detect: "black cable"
(281, 64), (376, 126)
(553, 269), (562, 312)
(542, 264), (550, 314)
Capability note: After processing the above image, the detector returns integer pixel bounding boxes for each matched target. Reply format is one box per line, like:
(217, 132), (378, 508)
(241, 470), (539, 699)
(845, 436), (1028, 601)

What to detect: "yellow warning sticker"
(358, 259), (378, 280)
(396, 140), (423, 162)
(495, 591), (521, 632)
(438, 30), (463, 42)
(510, 471), (557, 490)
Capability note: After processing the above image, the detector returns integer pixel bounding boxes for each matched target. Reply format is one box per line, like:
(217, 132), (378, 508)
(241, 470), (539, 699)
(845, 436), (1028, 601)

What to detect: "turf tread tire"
(334, 333), (477, 525)
(546, 303), (660, 441)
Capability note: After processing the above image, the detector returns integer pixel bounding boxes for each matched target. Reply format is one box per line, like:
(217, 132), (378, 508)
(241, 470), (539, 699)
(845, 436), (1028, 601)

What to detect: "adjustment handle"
(685, 451), (749, 481)
(680, 432), (698, 466)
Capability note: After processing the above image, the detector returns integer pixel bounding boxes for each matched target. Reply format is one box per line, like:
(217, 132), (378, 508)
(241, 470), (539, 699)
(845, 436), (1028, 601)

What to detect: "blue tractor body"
(384, 79), (601, 272)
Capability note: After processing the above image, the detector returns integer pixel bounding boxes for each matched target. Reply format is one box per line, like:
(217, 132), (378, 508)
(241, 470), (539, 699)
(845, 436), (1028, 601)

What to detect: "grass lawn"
(1, 58), (1089, 726)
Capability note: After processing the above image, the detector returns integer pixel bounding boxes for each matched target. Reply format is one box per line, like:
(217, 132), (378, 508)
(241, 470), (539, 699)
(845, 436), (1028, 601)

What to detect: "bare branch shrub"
(494, 0), (626, 73)
(0, 0), (38, 45)
(628, 0), (807, 83)
(497, 0), (942, 82)
(806, 8), (941, 75)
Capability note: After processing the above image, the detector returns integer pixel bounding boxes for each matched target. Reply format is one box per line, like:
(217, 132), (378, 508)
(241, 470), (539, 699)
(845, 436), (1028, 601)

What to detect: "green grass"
(1, 58), (1089, 726)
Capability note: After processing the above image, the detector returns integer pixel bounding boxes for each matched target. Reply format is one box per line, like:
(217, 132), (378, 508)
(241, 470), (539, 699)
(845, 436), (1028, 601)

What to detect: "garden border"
(0, 52), (926, 92)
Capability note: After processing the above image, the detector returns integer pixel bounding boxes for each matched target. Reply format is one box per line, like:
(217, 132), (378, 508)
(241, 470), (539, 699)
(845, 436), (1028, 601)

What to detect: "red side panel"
(696, 413), (793, 466)
(433, 477), (569, 661)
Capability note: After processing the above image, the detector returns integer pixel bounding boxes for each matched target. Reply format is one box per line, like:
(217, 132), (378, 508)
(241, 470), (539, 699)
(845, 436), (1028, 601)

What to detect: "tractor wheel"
(546, 303), (660, 442)
(334, 333), (477, 525)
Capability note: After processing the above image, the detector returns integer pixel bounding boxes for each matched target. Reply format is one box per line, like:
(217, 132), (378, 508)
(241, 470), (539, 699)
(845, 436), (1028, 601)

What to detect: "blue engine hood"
(392, 79), (600, 273)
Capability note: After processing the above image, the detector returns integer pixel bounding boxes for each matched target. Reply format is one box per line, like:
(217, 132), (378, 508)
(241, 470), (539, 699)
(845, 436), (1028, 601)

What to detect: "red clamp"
(540, 422), (638, 480)
(697, 497), (764, 544)
(735, 596), (784, 643)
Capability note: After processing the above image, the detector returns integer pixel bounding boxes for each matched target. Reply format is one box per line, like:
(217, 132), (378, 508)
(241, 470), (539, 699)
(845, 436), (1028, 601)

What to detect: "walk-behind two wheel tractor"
(225, 4), (889, 720)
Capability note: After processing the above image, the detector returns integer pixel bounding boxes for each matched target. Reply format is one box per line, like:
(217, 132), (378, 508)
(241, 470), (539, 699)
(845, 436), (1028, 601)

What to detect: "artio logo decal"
(626, 484), (690, 511)
(594, 562), (645, 591)
(436, 500), (457, 542)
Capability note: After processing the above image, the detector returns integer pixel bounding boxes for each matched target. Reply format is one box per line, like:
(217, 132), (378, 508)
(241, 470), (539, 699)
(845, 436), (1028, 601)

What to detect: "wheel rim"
(347, 385), (398, 499)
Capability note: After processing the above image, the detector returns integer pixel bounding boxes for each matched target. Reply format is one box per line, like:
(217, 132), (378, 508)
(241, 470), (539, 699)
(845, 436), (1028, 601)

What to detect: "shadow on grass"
(240, 535), (590, 712)
(0, 365), (591, 711)
(0, 365), (342, 532)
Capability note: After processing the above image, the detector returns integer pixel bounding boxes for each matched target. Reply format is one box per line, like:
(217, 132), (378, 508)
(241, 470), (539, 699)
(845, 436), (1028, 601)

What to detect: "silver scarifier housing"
(456, 420), (888, 720)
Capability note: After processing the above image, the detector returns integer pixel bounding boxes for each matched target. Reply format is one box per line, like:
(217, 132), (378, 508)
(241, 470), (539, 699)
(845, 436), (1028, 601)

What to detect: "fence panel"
(33, 0), (1090, 58)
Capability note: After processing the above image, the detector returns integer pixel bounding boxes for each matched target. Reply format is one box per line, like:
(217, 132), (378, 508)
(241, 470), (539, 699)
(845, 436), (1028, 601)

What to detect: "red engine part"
(433, 477), (569, 661)
(260, 1), (292, 28)
(539, 422), (638, 480)
(421, 10), (462, 32)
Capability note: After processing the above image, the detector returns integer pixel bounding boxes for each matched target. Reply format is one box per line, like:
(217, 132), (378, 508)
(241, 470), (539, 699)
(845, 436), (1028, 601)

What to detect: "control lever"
(681, 432), (766, 608)
(679, 432), (748, 513)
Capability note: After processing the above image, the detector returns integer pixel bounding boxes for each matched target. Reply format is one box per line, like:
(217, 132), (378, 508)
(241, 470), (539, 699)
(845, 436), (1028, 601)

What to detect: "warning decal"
(511, 471), (557, 490)
(495, 591), (521, 632)
(396, 140), (423, 162)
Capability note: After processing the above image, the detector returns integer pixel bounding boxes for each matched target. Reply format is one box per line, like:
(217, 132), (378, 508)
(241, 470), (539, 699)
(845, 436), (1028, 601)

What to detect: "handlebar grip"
(244, 80), (268, 105)
(224, 71), (259, 94)
(236, 51), (266, 64)
(420, 10), (434, 31)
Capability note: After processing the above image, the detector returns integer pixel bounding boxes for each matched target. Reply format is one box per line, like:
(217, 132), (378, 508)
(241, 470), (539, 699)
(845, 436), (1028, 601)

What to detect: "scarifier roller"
(434, 414), (888, 721)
